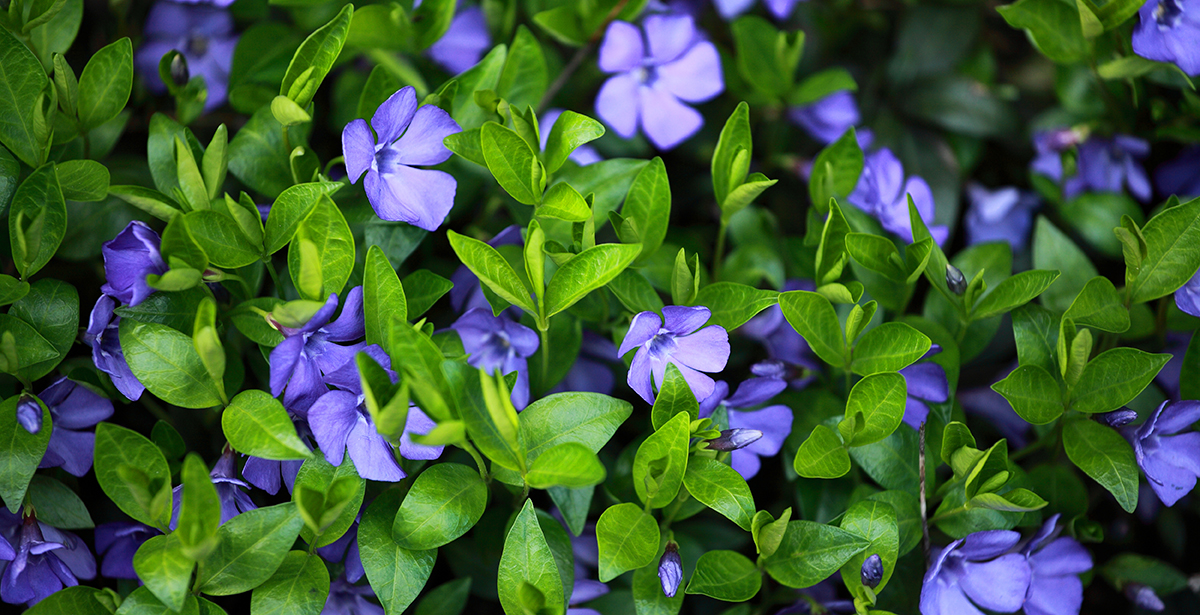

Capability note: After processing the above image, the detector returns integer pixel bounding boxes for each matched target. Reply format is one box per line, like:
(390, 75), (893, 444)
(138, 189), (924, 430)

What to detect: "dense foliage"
(0, 0), (1199, 614)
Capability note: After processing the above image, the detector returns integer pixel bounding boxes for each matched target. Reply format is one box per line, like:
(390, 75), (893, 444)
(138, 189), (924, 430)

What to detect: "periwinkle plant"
(1, 0), (1199, 614)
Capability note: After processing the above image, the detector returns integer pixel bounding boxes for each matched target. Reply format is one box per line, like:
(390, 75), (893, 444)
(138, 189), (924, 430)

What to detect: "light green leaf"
(632, 411), (690, 508)
(281, 4), (353, 107)
(264, 182), (342, 254)
(685, 550), (761, 602)
(972, 269), (1060, 320)
(481, 121), (543, 205)
(499, 500), (564, 615)
(544, 242), (642, 318)
(133, 533), (194, 611)
(764, 521), (870, 588)
(287, 194), (355, 300)
(120, 319), (224, 408)
(9, 163), (67, 279)
(779, 290), (845, 367)
(1070, 348), (1170, 413)
(839, 500), (899, 599)
(77, 38), (133, 131)
(692, 283), (778, 331)
(359, 488), (436, 614)
(94, 423), (172, 527)
(447, 230), (536, 314)
(197, 503), (306, 595)
(364, 245), (407, 350)
(222, 390), (311, 460)
(249, 551), (330, 615)
(684, 457), (755, 531)
(392, 463), (488, 550)
(841, 372), (907, 446)
(1063, 418), (1138, 513)
(596, 502), (659, 582)
(1130, 197), (1200, 304)
(793, 425), (851, 479)
(850, 322), (931, 376)
(543, 110), (604, 174)
(526, 442), (607, 489)
(992, 364), (1064, 424)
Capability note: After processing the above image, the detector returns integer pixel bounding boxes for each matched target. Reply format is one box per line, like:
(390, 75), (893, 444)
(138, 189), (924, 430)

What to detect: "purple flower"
(451, 308), (540, 410)
(36, 378), (114, 477)
(101, 221), (167, 308)
(964, 183), (1038, 251)
(135, 2), (238, 112)
(541, 109), (603, 166)
(322, 575), (384, 615)
(699, 363), (793, 478)
(551, 331), (620, 395)
(919, 530), (1031, 615)
(170, 449), (257, 529)
(619, 306), (730, 405)
(1067, 135), (1152, 203)
(774, 578), (855, 614)
(569, 575), (610, 615)
(741, 280), (821, 388)
(342, 86), (461, 231)
(449, 226), (523, 314)
(1125, 400), (1200, 506)
(1155, 145), (1200, 198)
(242, 420), (312, 495)
(15, 396), (40, 434)
(94, 522), (160, 580)
(1020, 515), (1092, 615)
(426, 5), (491, 74)
(861, 554), (883, 589)
(270, 288), (368, 412)
(316, 516), (364, 583)
(658, 542), (682, 597)
(789, 91), (861, 145)
(595, 14), (723, 150)
(849, 148), (948, 245)
(1132, 0), (1200, 76)
(83, 295), (145, 402)
(705, 428), (764, 451)
(1175, 266), (1200, 317)
(713, 0), (804, 19)
(0, 510), (96, 607)
(899, 350), (950, 429)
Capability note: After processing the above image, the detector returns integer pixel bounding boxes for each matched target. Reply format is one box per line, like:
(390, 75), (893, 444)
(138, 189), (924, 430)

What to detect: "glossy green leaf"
(526, 442), (607, 489)
(364, 245), (407, 350)
(545, 242), (642, 318)
(1070, 348), (1170, 413)
(519, 392), (632, 467)
(997, 0), (1088, 63)
(120, 319), (224, 408)
(764, 521), (870, 588)
(850, 322), (931, 376)
(176, 454), (220, 558)
(94, 423), (172, 527)
(9, 278), (77, 381)
(393, 463), (488, 550)
(793, 425), (851, 479)
(287, 194), (355, 301)
(133, 533), (194, 611)
(499, 500), (564, 615)
(1063, 276), (1129, 333)
(596, 502), (659, 582)
(712, 102), (751, 207)
(293, 455), (365, 547)
(264, 182), (342, 254)
(809, 129), (863, 215)
(779, 290), (845, 367)
(0, 26), (50, 167)
(972, 269), (1059, 320)
(281, 4), (353, 107)
(222, 390), (311, 460)
(0, 396), (51, 512)
(632, 411), (690, 508)
(249, 551), (330, 615)
(684, 457), (755, 530)
(685, 550), (761, 602)
(992, 364), (1064, 424)
(117, 581), (199, 615)
(197, 503), (306, 595)
(839, 500), (899, 599)
(1063, 418), (1138, 513)
(481, 121), (543, 205)
(1130, 197), (1200, 304)
(692, 283), (779, 331)
(9, 163), (67, 279)
(543, 110), (604, 174)
(621, 157), (670, 265)
(447, 230), (536, 314)
(77, 37), (132, 131)
(359, 488), (436, 614)
(56, 159), (110, 201)
(841, 372), (907, 446)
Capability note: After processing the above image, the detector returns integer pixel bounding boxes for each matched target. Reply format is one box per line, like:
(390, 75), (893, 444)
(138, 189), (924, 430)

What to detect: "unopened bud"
(861, 553), (883, 589)
(658, 542), (682, 598)
(1094, 408), (1138, 428)
(1125, 583), (1164, 611)
(15, 395), (41, 434)
(170, 53), (189, 87)
(946, 264), (966, 295)
(705, 428), (763, 452)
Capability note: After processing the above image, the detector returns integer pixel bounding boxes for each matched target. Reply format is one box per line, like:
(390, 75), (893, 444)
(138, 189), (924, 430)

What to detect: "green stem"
(713, 221), (728, 281)
(538, 322), (551, 390)
(263, 257), (283, 297)
(461, 440), (490, 483)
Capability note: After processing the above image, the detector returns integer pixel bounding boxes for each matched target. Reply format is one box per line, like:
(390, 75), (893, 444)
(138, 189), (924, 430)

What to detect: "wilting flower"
(1175, 267), (1200, 318)
(134, 2), (238, 111)
(712, 0), (803, 19)
(322, 574), (383, 615)
(1020, 514), (1092, 615)
(789, 91), (861, 145)
(595, 14), (723, 149)
(83, 295), (145, 402)
(919, 529), (1031, 615)
(899, 347), (950, 429)
(451, 308), (540, 409)
(270, 288), (368, 412)
(540, 109), (602, 166)
(849, 148), (948, 245)
(658, 542), (682, 598)
(170, 449), (257, 529)
(342, 86), (462, 231)
(1068, 135), (1152, 203)
(449, 226), (523, 314)
(551, 332), (620, 395)
(619, 306), (730, 405)
(741, 280), (821, 389)
(426, 4), (491, 74)
(94, 522), (160, 580)
(0, 509), (96, 606)
(1125, 399), (1200, 506)
(36, 378), (114, 477)
(699, 362), (793, 478)
(1132, 0), (1200, 76)
(100, 221), (167, 307)
(861, 554), (883, 589)
(1155, 145), (1200, 198)
(964, 184), (1038, 250)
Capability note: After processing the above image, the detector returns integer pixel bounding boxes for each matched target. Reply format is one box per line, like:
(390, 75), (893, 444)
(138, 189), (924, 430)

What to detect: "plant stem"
(461, 440), (490, 482)
(713, 220), (728, 281)
(263, 257), (283, 297)
(919, 421), (930, 565)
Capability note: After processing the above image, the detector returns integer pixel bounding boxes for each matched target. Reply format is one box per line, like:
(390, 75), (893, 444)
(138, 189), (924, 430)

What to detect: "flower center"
(374, 143), (402, 174)
(631, 65), (657, 85)
(1156, 0), (1184, 28)
(187, 35), (209, 56)
(645, 329), (677, 359)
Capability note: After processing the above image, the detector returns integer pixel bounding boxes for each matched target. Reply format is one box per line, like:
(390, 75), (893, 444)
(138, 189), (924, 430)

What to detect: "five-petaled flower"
(134, 2), (238, 112)
(1132, 0), (1200, 76)
(101, 221), (167, 308)
(1125, 399), (1200, 506)
(619, 306), (730, 405)
(342, 86), (462, 231)
(451, 308), (540, 410)
(850, 147), (948, 245)
(0, 509), (96, 606)
(270, 288), (369, 412)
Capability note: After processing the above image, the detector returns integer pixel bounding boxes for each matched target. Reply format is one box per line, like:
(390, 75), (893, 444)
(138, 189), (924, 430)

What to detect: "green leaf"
(56, 159), (109, 201)
(850, 323), (931, 376)
(264, 182), (342, 254)
(992, 364), (1064, 424)
(545, 242), (642, 318)
(793, 425), (851, 479)
(26, 475), (92, 529)
(1070, 348), (1170, 413)
(389, 318), (453, 421)
(712, 102), (751, 208)
(841, 372), (907, 446)
(9, 163), (67, 279)
(133, 533), (194, 611)
(0, 26), (50, 167)
(9, 278), (78, 381)
(849, 427), (919, 492)
(499, 500), (565, 615)
(1033, 217), (1098, 312)
(650, 363), (699, 431)
(496, 26), (549, 110)
(392, 463), (488, 550)
(789, 68), (857, 105)
(519, 392), (632, 467)
(116, 586), (198, 615)
(543, 110), (604, 174)
(185, 210), (260, 268)
(608, 269), (664, 314)
(0, 315), (57, 377)
(685, 550), (761, 602)
(1100, 553), (1189, 596)
(621, 157), (670, 265)
(414, 578), (472, 615)
(108, 185), (182, 221)
(447, 230), (537, 314)
(359, 488), (436, 614)
(764, 521), (870, 588)
(250, 551), (331, 615)
(997, 0), (1088, 63)
(293, 455), (365, 547)
(1063, 276), (1129, 333)
(287, 194), (355, 301)
(1130, 197), (1200, 304)
(1012, 304), (1060, 374)
(553, 158), (648, 225)
(281, 4), (353, 108)
(402, 270), (454, 319)
(596, 502), (659, 582)
(1063, 418), (1138, 513)
(77, 37), (132, 131)
(633, 411), (690, 508)
(94, 423), (172, 527)
(0, 396), (51, 512)
(364, 245), (407, 350)
(197, 503), (306, 595)
(970, 489), (1048, 512)
(228, 106), (308, 199)
(120, 319), (224, 408)
(684, 457), (755, 531)
(222, 390), (311, 460)
(538, 182), (591, 222)
(779, 290), (845, 367)
(692, 283), (779, 331)
(0, 275), (29, 306)
(481, 121), (544, 205)
(971, 269), (1060, 319)
(815, 200), (850, 285)
(526, 442), (607, 489)
(633, 556), (683, 615)
(839, 500), (899, 599)
(25, 586), (115, 615)
(453, 366), (523, 472)
(731, 15), (797, 97)
(176, 454), (220, 558)
(809, 130), (863, 215)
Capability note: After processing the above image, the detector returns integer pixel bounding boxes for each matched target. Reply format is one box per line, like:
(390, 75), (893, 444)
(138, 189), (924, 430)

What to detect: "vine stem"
(461, 439), (490, 483)
(712, 220), (728, 281)
(919, 421), (930, 565)
(538, 322), (551, 390)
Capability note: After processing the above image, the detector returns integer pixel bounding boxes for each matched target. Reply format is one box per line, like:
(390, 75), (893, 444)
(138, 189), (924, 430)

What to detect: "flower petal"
(643, 14), (695, 65)
(958, 553), (1031, 612)
(655, 41), (722, 103)
(619, 311), (663, 357)
(672, 326), (730, 373)
(595, 73), (641, 139)
(1023, 571), (1083, 615)
(342, 119), (375, 183)
(627, 348), (655, 404)
(662, 305), (711, 336)
(346, 419), (405, 482)
(308, 391), (361, 467)
(367, 165), (457, 231)
(371, 86), (419, 146)
(598, 21), (644, 73)
(393, 105), (461, 167)
(324, 286), (366, 342)
(638, 86), (703, 150)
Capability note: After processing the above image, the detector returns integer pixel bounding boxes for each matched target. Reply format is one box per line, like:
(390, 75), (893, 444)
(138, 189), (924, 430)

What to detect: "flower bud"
(1094, 408), (1138, 428)
(1125, 583), (1164, 611)
(15, 395), (41, 434)
(860, 553), (883, 589)
(705, 428), (764, 452)
(658, 542), (682, 598)
(170, 53), (190, 87)
(946, 264), (967, 295)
